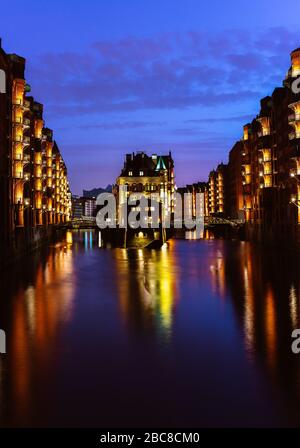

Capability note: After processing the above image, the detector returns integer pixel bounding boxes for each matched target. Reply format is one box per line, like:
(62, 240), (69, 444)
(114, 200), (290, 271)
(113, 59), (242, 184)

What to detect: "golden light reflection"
(115, 242), (178, 338)
(243, 260), (255, 355)
(9, 242), (75, 422)
(239, 241), (280, 367)
(209, 248), (225, 299)
(289, 284), (298, 328)
(265, 286), (276, 368)
(66, 230), (73, 245)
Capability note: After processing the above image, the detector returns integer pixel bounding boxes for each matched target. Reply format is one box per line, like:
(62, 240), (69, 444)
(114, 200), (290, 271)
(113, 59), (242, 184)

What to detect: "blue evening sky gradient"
(1, 0), (300, 193)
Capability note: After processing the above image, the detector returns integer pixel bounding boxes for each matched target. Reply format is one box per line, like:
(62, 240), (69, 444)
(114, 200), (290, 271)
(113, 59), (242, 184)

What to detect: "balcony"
(23, 100), (30, 110)
(13, 135), (23, 143)
(34, 158), (42, 169)
(289, 112), (300, 124)
(289, 132), (300, 140)
(243, 184), (251, 195)
(242, 168), (251, 178)
(13, 116), (23, 125)
(35, 176), (43, 188)
(242, 155), (251, 164)
(258, 148), (272, 162)
(242, 177), (251, 186)
(264, 174), (273, 187)
(289, 100), (300, 111)
(13, 153), (22, 161)
(23, 117), (31, 127)
(289, 113), (295, 122)
(23, 154), (31, 163)
(257, 117), (271, 136)
(14, 171), (23, 179)
(290, 145), (300, 159)
(263, 156), (272, 162)
(23, 135), (30, 146)
(12, 98), (23, 107)
(257, 134), (273, 149)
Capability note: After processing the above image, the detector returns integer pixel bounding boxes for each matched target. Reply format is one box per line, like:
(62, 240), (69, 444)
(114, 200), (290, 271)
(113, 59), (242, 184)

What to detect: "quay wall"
(0, 226), (64, 271)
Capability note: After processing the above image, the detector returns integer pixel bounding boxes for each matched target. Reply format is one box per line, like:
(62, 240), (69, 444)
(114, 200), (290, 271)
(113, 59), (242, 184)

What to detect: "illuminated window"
(139, 171), (144, 176)
(128, 171), (133, 176)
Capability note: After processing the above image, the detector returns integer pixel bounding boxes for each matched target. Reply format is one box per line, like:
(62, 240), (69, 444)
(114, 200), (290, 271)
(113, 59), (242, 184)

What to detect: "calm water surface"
(1, 230), (300, 427)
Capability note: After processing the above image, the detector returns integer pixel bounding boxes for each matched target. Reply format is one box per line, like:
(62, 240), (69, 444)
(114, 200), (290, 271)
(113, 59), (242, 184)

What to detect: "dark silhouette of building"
(227, 141), (244, 219)
(83, 185), (112, 198)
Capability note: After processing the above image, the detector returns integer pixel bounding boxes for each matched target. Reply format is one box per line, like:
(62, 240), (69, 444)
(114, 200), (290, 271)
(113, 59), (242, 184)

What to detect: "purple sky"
(1, 0), (300, 193)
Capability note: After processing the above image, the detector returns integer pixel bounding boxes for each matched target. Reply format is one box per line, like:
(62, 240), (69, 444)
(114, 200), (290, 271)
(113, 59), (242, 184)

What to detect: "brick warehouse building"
(241, 48), (300, 243)
(204, 48), (300, 246)
(227, 141), (244, 220)
(114, 151), (175, 226)
(0, 40), (71, 264)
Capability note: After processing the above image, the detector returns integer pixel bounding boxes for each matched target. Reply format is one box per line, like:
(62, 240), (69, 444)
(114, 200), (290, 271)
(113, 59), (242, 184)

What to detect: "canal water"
(1, 230), (300, 427)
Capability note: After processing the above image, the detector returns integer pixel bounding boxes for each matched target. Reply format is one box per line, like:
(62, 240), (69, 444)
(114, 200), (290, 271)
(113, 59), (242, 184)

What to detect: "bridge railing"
(204, 216), (244, 227)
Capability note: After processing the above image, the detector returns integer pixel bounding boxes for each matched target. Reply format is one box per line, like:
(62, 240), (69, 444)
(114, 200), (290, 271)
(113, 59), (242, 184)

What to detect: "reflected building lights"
(243, 263), (255, 354)
(1, 229), (300, 425)
(209, 250), (225, 299)
(289, 284), (298, 328)
(66, 230), (73, 245)
(265, 287), (277, 368)
(8, 243), (75, 423)
(83, 230), (94, 250)
(115, 244), (178, 338)
(24, 285), (36, 335)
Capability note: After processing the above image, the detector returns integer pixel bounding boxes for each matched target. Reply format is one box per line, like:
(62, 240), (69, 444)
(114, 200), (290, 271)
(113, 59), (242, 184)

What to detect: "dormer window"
(128, 171), (133, 176)
(139, 171), (144, 176)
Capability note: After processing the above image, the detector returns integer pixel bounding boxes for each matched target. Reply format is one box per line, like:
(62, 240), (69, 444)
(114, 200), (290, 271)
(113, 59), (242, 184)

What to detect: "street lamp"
(289, 171), (300, 208)
(290, 171), (300, 183)
(290, 195), (300, 208)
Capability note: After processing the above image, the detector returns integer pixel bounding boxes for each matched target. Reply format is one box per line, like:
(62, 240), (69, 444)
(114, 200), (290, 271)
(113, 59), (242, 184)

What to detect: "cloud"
(58, 121), (166, 131)
(26, 27), (300, 118)
(22, 27), (300, 192)
(185, 114), (254, 124)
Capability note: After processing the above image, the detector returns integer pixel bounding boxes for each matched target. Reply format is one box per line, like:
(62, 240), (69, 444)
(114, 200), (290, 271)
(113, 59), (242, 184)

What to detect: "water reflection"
(220, 240), (300, 422)
(0, 240), (75, 426)
(114, 241), (179, 339)
(0, 232), (300, 426)
(289, 284), (299, 328)
(209, 248), (226, 299)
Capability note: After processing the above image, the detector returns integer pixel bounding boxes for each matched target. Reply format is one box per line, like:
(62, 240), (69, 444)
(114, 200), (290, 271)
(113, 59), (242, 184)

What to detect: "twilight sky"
(1, 0), (300, 193)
